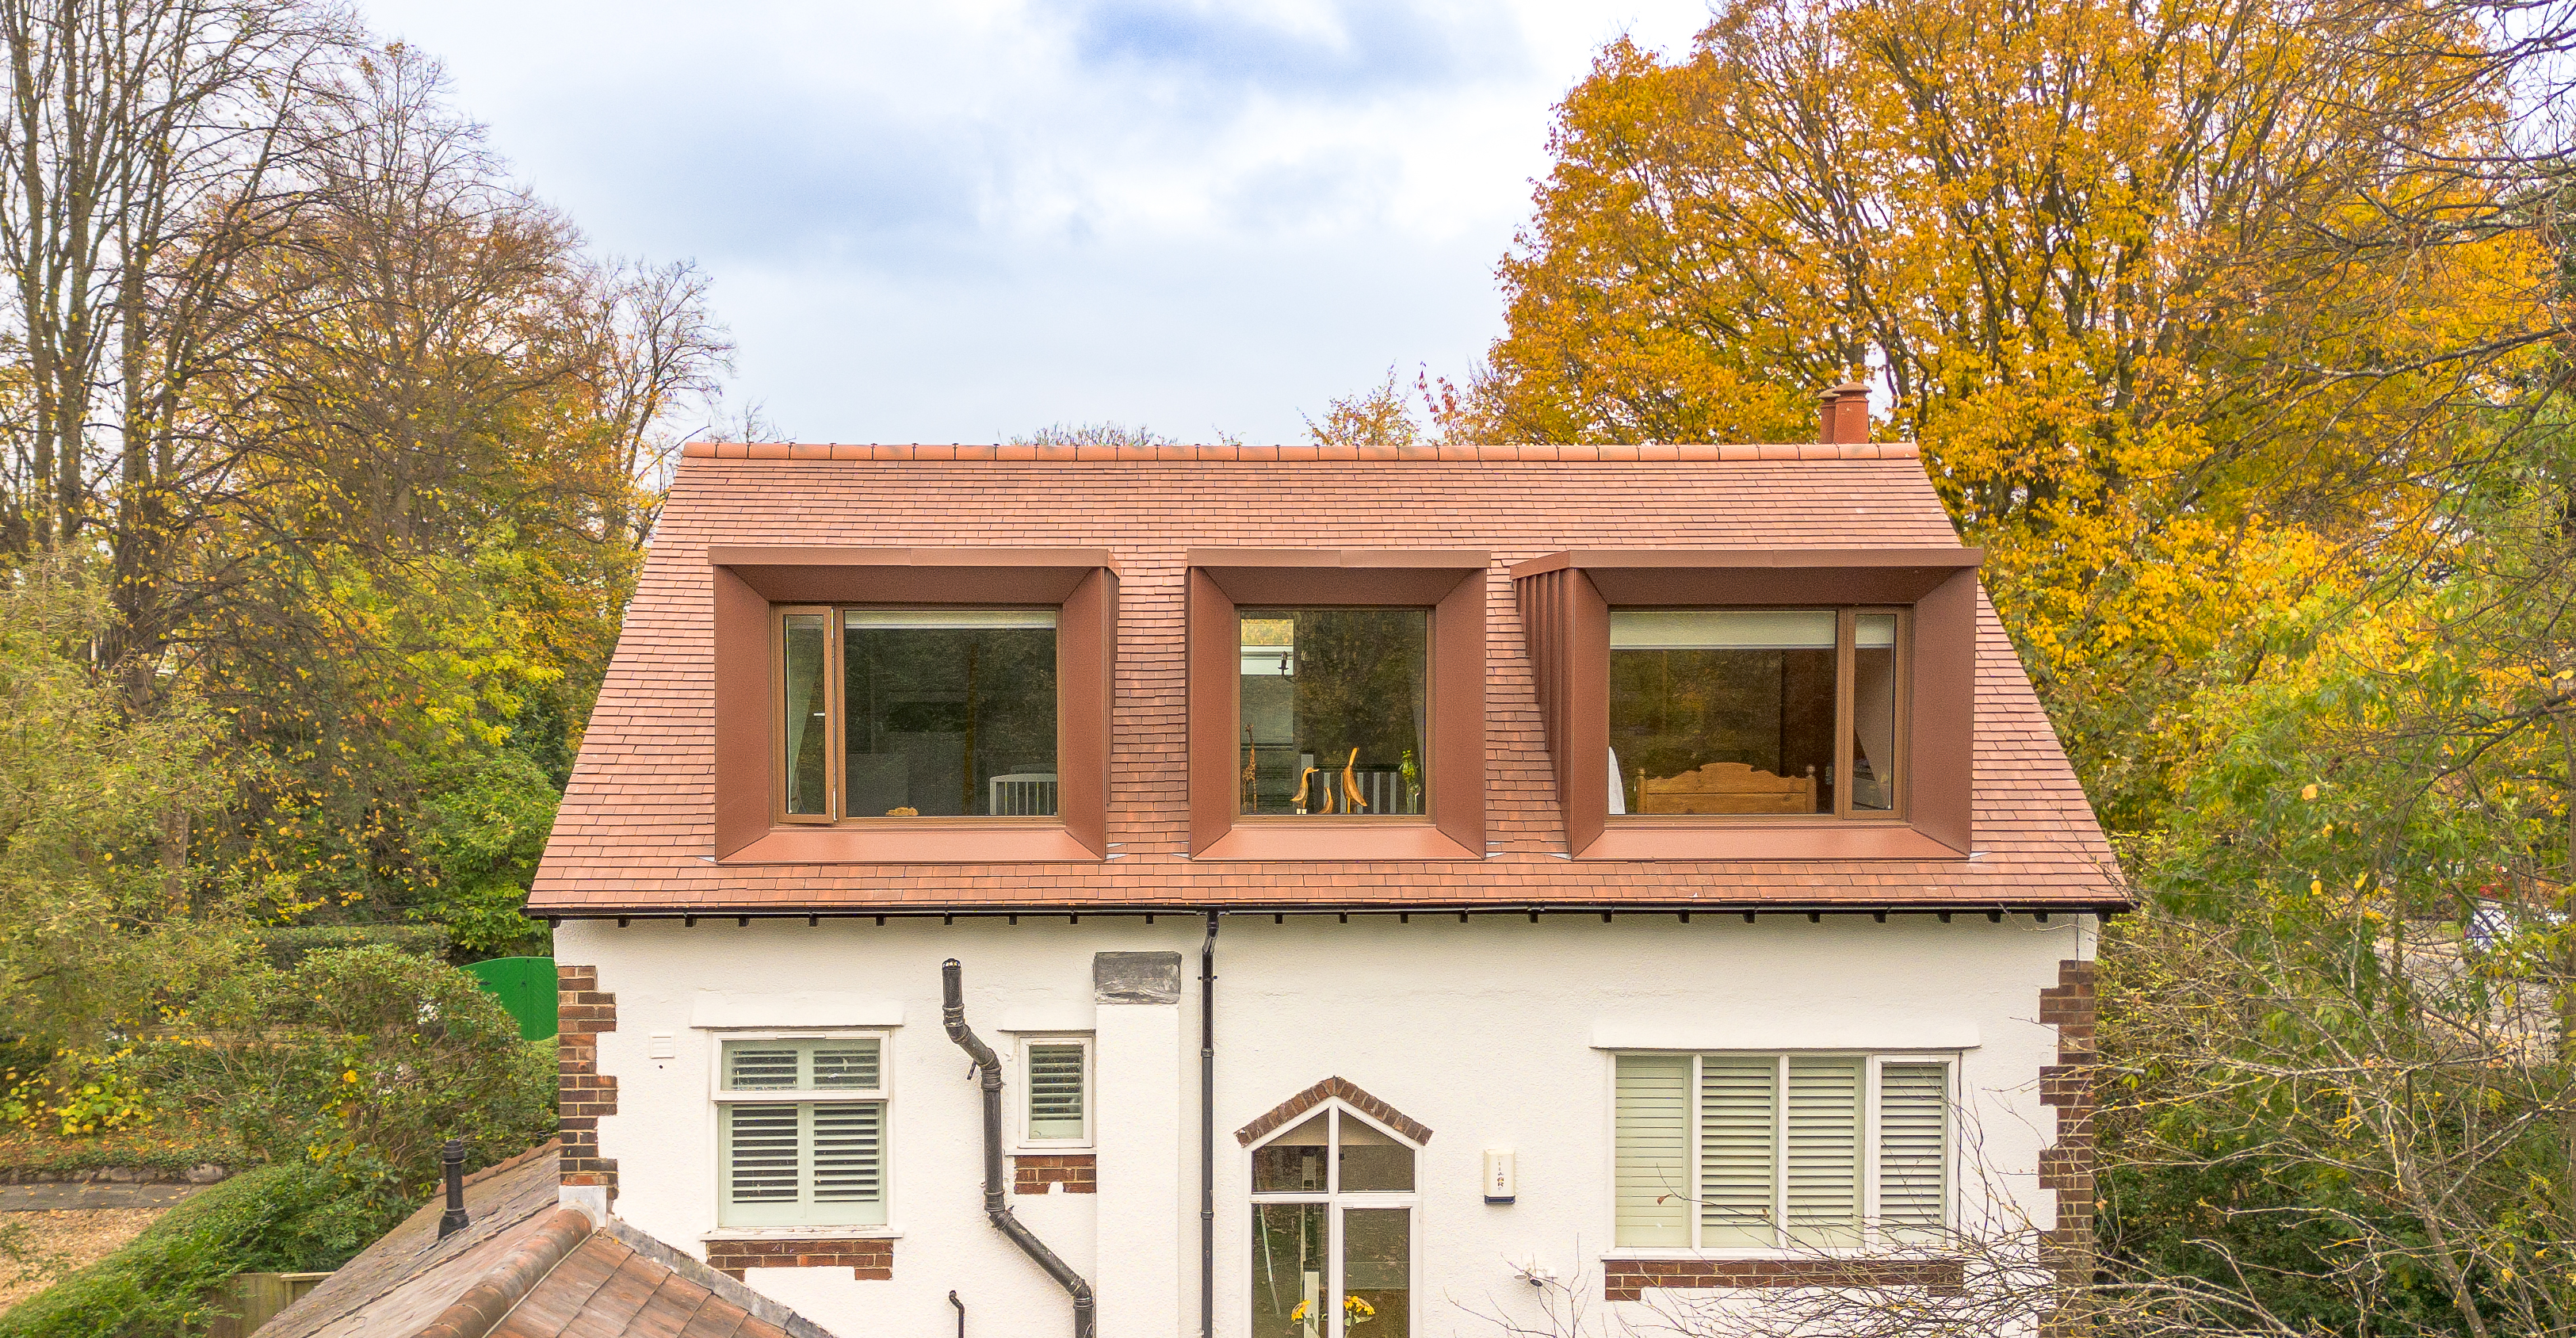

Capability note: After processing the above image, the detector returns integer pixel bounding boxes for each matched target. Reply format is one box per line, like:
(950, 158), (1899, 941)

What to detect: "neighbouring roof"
(262, 1145), (827, 1338)
(531, 441), (2120, 914)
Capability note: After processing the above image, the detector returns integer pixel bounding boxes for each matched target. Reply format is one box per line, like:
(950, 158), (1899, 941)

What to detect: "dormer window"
(1607, 610), (1902, 819)
(1236, 609), (1429, 816)
(777, 607), (1061, 822)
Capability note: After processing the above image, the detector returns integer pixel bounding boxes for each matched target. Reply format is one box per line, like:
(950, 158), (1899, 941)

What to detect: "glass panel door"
(1252, 1202), (1328, 1338)
(1343, 1207), (1409, 1336)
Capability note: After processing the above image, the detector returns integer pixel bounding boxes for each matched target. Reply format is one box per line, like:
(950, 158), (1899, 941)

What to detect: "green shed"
(464, 956), (557, 1041)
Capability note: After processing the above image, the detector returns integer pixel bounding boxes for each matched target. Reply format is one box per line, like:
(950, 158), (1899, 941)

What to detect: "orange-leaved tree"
(1470, 0), (2559, 828)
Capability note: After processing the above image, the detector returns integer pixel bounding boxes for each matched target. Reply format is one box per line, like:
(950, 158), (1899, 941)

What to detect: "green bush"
(249, 923), (449, 967)
(185, 946), (553, 1202)
(0, 1162), (407, 1338)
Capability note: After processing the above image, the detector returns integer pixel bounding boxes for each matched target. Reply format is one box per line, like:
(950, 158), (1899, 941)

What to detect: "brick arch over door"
(1234, 1076), (1433, 1147)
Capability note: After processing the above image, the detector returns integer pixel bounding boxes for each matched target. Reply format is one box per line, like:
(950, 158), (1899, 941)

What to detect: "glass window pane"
(782, 614), (831, 815)
(843, 610), (1057, 817)
(1609, 610), (1835, 816)
(1027, 1043), (1086, 1139)
(1251, 1202), (1328, 1338)
(1239, 610), (1428, 816)
(1614, 1054), (1691, 1246)
(1252, 1114), (1331, 1192)
(1343, 1208), (1410, 1336)
(1852, 614), (1898, 811)
(1337, 1116), (1414, 1192)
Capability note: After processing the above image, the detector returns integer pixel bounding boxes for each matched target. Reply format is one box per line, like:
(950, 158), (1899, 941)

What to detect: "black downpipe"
(942, 959), (1096, 1338)
(1199, 912), (1219, 1338)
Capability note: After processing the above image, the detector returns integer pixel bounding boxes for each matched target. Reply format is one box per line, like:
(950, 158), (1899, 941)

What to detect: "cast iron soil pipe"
(942, 959), (1095, 1338)
(1199, 912), (1218, 1338)
(438, 1138), (468, 1240)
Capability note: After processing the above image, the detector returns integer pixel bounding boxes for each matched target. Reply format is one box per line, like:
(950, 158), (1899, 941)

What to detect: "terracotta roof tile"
(533, 449), (2118, 914)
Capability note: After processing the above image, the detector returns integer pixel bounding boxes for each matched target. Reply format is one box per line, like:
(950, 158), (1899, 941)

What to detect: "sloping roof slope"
(262, 1144), (826, 1338)
(532, 442), (2119, 914)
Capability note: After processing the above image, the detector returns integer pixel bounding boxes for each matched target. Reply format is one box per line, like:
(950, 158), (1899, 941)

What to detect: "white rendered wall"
(560, 912), (2085, 1337)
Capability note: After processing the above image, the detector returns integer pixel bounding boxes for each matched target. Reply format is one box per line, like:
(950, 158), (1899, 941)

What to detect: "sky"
(353, 0), (1715, 445)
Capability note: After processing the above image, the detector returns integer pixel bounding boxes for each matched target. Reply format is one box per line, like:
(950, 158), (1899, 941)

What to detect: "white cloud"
(359, 0), (1713, 442)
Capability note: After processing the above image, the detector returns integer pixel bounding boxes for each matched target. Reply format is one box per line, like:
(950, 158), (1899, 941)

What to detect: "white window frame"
(1016, 1034), (1094, 1149)
(1605, 1050), (1956, 1257)
(707, 1029), (894, 1232)
(1244, 1099), (1425, 1338)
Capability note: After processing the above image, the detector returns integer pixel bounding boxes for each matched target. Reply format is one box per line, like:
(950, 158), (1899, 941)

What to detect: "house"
(527, 386), (2124, 1338)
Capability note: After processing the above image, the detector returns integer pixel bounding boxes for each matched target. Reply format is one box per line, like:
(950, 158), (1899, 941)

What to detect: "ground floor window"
(716, 1035), (889, 1228)
(1613, 1052), (1951, 1249)
(1249, 1104), (1417, 1336)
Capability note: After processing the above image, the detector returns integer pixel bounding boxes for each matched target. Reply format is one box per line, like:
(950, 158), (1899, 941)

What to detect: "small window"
(1023, 1038), (1090, 1145)
(717, 1037), (888, 1228)
(1607, 610), (1903, 818)
(776, 607), (1060, 822)
(1237, 609), (1428, 816)
(1612, 1053), (1949, 1250)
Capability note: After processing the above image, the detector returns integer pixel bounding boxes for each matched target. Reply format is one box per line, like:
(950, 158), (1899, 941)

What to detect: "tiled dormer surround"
(1513, 549), (1981, 861)
(709, 547), (1117, 863)
(1186, 549), (1489, 861)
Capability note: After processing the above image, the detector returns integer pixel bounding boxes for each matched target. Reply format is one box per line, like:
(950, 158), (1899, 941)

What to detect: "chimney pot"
(1817, 382), (1871, 445)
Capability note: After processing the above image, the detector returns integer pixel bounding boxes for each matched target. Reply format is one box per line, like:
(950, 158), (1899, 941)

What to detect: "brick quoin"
(2037, 958), (2099, 1337)
(705, 1238), (894, 1282)
(556, 964), (617, 1200)
(1013, 1153), (1097, 1195)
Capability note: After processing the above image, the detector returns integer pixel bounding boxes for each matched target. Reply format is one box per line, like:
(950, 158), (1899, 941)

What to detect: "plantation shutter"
(812, 1103), (885, 1206)
(1699, 1055), (1779, 1247)
(1027, 1043), (1087, 1140)
(1877, 1062), (1948, 1237)
(1785, 1056), (1863, 1246)
(717, 1038), (888, 1227)
(1615, 1054), (1690, 1246)
(722, 1103), (801, 1208)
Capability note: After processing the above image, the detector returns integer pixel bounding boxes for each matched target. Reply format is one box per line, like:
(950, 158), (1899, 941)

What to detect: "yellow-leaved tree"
(1470, 0), (2559, 828)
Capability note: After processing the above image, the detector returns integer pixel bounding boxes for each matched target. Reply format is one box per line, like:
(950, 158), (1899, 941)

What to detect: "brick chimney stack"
(1818, 382), (1871, 445)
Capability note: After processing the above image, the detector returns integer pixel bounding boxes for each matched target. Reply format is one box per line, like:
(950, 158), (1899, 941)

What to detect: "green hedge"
(248, 924), (449, 966)
(0, 1163), (409, 1338)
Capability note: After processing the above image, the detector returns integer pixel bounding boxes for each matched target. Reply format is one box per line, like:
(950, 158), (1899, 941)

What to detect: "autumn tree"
(1473, 0), (2559, 827)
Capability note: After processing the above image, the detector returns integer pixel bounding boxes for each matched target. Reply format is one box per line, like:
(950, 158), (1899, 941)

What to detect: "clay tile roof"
(532, 445), (2120, 915)
(264, 1144), (830, 1338)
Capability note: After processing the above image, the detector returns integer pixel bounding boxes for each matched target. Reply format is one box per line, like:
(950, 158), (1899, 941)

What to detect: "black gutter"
(942, 959), (1095, 1338)
(1199, 911), (1219, 1338)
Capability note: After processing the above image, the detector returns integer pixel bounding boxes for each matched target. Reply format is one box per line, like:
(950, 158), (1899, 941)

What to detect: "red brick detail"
(1602, 1257), (1964, 1302)
(557, 965), (617, 1198)
(1234, 1076), (1432, 1147)
(1014, 1153), (1097, 1195)
(2038, 958), (2098, 1336)
(705, 1237), (894, 1282)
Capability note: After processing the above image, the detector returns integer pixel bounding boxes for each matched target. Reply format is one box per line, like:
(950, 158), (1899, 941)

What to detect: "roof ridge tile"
(676, 441), (1922, 463)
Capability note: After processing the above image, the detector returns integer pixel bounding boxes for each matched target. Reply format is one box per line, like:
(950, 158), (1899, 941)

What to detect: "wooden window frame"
(1016, 1034), (1093, 1151)
(1606, 1051), (1955, 1257)
(1244, 1100), (1426, 1338)
(1187, 550), (1488, 861)
(767, 602), (1067, 824)
(1606, 606), (1912, 824)
(1515, 550), (1979, 861)
(711, 548), (1115, 864)
(709, 1030), (894, 1232)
